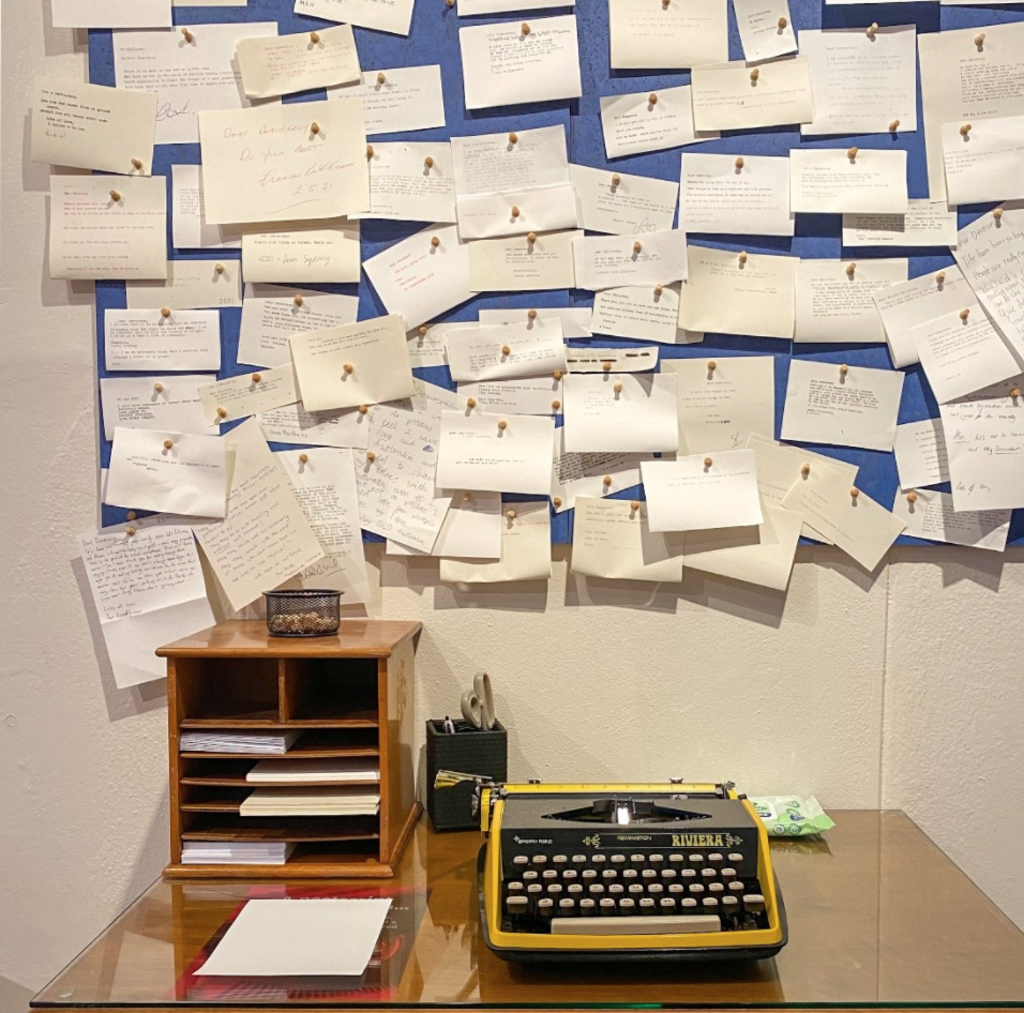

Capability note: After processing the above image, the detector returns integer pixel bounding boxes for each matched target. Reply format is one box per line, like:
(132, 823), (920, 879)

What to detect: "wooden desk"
(30, 811), (1024, 1010)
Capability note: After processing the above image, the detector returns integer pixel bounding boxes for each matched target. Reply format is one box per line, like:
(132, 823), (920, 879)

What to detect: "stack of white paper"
(247, 758), (381, 784)
(179, 731), (302, 755)
(182, 842), (295, 866)
(240, 787), (381, 817)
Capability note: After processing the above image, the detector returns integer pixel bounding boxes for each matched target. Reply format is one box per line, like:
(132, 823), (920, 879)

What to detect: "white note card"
(100, 375), (214, 440)
(691, 56), (813, 132)
(439, 501), (552, 584)
(842, 202), (958, 249)
(241, 222), (361, 286)
(570, 164), (678, 236)
(172, 165), (242, 251)
(790, 148), (908, 214)
(332, 66), (445, 136)
(104, 309), (221, 372)
(573, 230), (688, 291)
(892, 488), (1009, 552)
(608, 0), (728, 71)
(294, 0), (414, 35)
(679, 153), (793, 237)
(52, 0), (171, 27)
(468, 230), (579, 293)
(563, 373), (679, 453)
(893, 418), (949, 490)
(365, 143), (457, 224)
(733, 0), (797, 64)
(126, 260), (242, 310)
(447, 322), (566, 382)
(941, 115), (1024, 206)
(601, 86), (718, 159)
(236, 24), (360, 100)
(941, 400), (1024, 512)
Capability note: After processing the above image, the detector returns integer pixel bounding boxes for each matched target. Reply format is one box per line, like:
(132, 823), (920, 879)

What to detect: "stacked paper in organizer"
(179, 731), (301, 755)
(182, 841), (295, 866)
(246, 757), (380, 784)
(240, 786), (381, 817)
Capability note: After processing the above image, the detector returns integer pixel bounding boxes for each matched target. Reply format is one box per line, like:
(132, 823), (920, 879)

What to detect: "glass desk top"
(32, 811), (1024, 1009)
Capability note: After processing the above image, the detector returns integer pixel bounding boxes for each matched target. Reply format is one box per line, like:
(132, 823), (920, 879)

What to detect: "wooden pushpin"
(366, 451), (376, 462)
(310, 31), (320, 43)
(801, 462), (811, 476)
(377, 71), (387, 84)
(163, 439), (174, 450)
(846, 262), (857, 277)
(294, 293), (304, 306)
(366, 144), (374, 158)
(521, 22), (531, 35)
(310, 122), (320, 135)
(501, 344), (511, 356)
(654, 283), (663, 295)
(974, 32), (985, 48)
(750, 68), (759, 83)
(848, 146), (858, 161)
(735, 156), (744, 170)
(126, 511), (137, 521)
(611, 173), (621, 186)
(511, 205), (521, 218)
(251, 372), (261, 383)
(131, 158), (143, 170)
(467, 397), (477, 409)
(553, 497), (562, 508)
(707, 359), (717, 372)
(630, 500), (640, 512)
(215, 263), (225, 275)
(738, 250), (748, 265)
(613, 381), (623, 393)
(418, 325), (430, 338)
(551, 399), (561, 410)
(603, 475), (613, 487)
(703, 456), (713, 468)
(850, 487), (860, 499)
(936, 271), (945, 285)
(840, 364), (849, 376)
(358, 404), (369, 414)
(498, 419), (508, 430)
(777, 15), (788, 29)
(463, 492), (473, 502)
(648, 92), (658, 106)
(960, 123), (971, 138)
(298, 452), (309, 464)
(109, 189), (121, 203)
(866, 22), (878, 38)
(160, 307), (171, 319)
(602, 361), (613, 372)
(343, 363), (354, 374)
(216, 407), (228, 419)
(153, 382), (164, 393)
(889, 119), (900, 133)
(126, 526), (137, 537)
(1009, 388), (1021, 398)
(506, 508), (517, 520)
(633, 240), (642, 254)
(431, 235), (441, 248)
(528, 308), (538, 320)
(181, 27), (194, 43)
(446, 0), (454, 7)
(994, 207), (1004, 221)
(553, 369), (564, 380)
(906, 491), (918, 504)
(508, 132), (518, 145)
(527, 231), (538, 244)
(424, 155), (434, 168)
(960, 308), (971, 322)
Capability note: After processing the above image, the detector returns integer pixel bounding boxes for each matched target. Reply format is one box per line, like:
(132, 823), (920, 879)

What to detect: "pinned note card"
(893, 419), (949, 490)
(732, 0), (797, 64)
(104, 309), (221, 372)
(570, 164), (678, 237)
(691, 56), (813, 132)
(551, 428), (650, 513)
(458, 378), (564, 416)
(941, 115), (1024, 207)
(842, 203), (958, 250)
(447, 322), (566, 383)
(126, 260), (242, 311)
(573, 231), (688, 291)
(563, 373), (679, 453)
(198, 365), (298, 425)
(365, 143), (457, 224)
(468, 230), (580, 293)
(100, 375), (214, 440)
(171, 165), (242, 251)
(439, 501), (552, 583)
(892, 489), (1010, 552)
(52, 0), (171, 27)
(332, 66), (445, 135)
(790, 148), (908, 214)
(241, 222), (361, 285)
(236, 25), (360, 100)
(600, 86), (718, 159)
(258, 402), (369, 451)
(294, 0), (415, 36)
(608, 0), (728, 71)
(941, 400), (1024, 512)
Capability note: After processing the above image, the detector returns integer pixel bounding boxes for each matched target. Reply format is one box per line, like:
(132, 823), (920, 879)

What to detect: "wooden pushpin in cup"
(431, 235), (441, 248)
(497, 419), (508, 431)
(424, 155), (434, 169)
(501, 344), (511, 356)
(366, 144), (374, 158)
(613, 381), (623, 393)
(109, 189), (121, 203)
(251, 372), (261, 383)
(377, 71), (387, 84)
(310, 31), (320, 44)
(216, 407), (228, 419)
(298, 453), (309, 464)
(181, 27), (194, 43)
(846, 262), (857, 278)
(777, 15), (788, 29)
(366, 451), (376, 462)
(866, 22), (878, 38)
(703, 456), (713, 468)
(889, 119), (900, 133)
(735, 156), (744, 170)
(343, 363), (354, 374)
(528, 308), (538, 320)
(163, 439), (174, 450)
(160, 307), (171, 319)
(906, 491), (918, 504)
(466, 397), (477, 409)
(847, 146), (858, 161)
(310, 122), (321, 135)
(749, 68), (759, 83)
(131, 158), (143, 170)
(648, 92), (658, 106)
(960, 308), (971, 322)
(521, 22), (531, 35)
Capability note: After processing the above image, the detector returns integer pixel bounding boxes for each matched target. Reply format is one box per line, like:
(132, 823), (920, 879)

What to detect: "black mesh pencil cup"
(264, 589), (342, 637)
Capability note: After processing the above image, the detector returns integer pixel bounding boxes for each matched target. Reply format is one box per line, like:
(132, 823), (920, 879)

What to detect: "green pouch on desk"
(750, 795), (835, 836)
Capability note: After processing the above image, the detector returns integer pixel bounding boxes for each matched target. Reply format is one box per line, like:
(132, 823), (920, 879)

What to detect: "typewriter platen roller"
(436, 775), (788, 962)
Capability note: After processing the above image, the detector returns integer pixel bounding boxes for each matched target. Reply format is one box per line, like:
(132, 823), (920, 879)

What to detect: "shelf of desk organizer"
(180, 816), (381, 843)
(179, 712), (379, 730)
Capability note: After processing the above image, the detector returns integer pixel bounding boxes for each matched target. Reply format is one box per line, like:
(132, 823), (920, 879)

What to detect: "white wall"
(2, 0), (1023, 993)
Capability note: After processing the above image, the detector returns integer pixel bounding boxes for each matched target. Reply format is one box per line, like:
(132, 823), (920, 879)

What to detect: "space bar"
(550, 915), (721, 936)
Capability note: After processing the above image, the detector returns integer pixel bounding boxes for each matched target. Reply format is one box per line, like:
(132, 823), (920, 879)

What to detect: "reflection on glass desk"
(31, 811), (1024, 1009)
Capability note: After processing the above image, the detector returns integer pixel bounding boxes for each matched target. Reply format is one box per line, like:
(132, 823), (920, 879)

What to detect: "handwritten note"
(570, 163), (678, 236)
(241, 221), (361, 284)
(941, 400), (1024, 511)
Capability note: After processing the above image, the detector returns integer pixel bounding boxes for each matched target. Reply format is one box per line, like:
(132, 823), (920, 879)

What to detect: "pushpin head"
(126, 526), (137, 537)
(294, 293), (304, 306)
(215, 263), (225, 275)
(648, 92), (658, 105)
(749, 68), (759, 83)
(551, 399), (561, 410)
(298, 453), (309, 464)
(511, 205), (521, 218)
(251, 372), (262, 383)
(633, 240), (642, 254)
(840, 364), (849, 375)
(310, 31), (320, 43)
(366, 451), (376, 462)
(160, 307), (171, 319)
(424, 155), (434, 168)
(553, 369), (564, 380)
(508, 132), (518, 144)
(994, 207), (1004, 220)
(552, 497), (562, 508)
(358, 404), (369, 414)
(163, 439), (174, 450)
(431, 235), (441, 247)
(527, 231), (538, 243)
(611, 173), (621, 186)
(630, 500), (640, 512)
(846, 262), (857, 277)
(131, 158), (143, 170)
(603, 475), (612, 486)
(738, 250), (748, 265)
(506, 508), (517, 520)
(847, 146), (858, 161)
(975, 32), (985, 47)
(528, 308), (538, 320)
(906, 491), (917, 504)
(418, 325), (429, 338)
(109, 189), (121, 203)
(603, 361), (613, 372)
(735, 156), (744, 170)
(497, 419), (508, 430)
(467, 398), (477, 409)
(777, 15), (787, 28)
(216, 407), (228, 418)
(126, 511), (137, 521)
(703, 457), (713, 468)
(310, 122), (320, 135)
(1010, 388), (1021, 398)
(343, 363), (354, 374)
(889, 119), (900, 133)
(850, 487), (860, 498)
(960, 123), (971, 137)
(613, 381), (623, 393)
(153, 382), (164, 393)
(866, 22), (878, 37)
(377, 71), (387, 84)
(521, 22), (530, 34)
(654, 283), (663, 295)
(366, 144), (374, 158)
(463, 492), (473, 502)
(960, 308), (971, 322)
(501, 344), (511, 356)
(181, 27), (194, 42)
(936, 271), (945, 285)
(801, 463), (811, 476)
(707, 360), (717, 372)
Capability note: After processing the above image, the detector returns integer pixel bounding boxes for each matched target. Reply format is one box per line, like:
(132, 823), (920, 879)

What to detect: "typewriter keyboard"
(502, 850), (769, 935)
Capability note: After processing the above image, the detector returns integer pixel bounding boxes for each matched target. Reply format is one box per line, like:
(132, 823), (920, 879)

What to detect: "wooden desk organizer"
(157, 619), (422, 879)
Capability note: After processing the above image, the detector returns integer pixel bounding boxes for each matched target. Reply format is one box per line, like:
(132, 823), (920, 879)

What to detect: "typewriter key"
(513, 855), (528, 865)
(722, 895), (740, 917)
(622, 868), (638, 880)
(538, 898), (555, 917)
(559, 898), (576, 914)
(689, 854), (705, 865)
(542, 869), (558, 880)
(507, 881), (524, 893)
(689, 883), (705, 895)
(728, 881), (745, 893)
(563, 869), (578, 881)
(648, 883), (664, 896)
(630, 853), (646, 864)
(619, 897), (637, 914)
(588, 883), (605, 896)
(702, 897), (720, 912)
(599, 898), (617, 916)
(708, 853), (724, 863)
(709, 882), (725, 893)
(662, 869), (678, 881)
(608, 883), (625, 896)
(547, 884), (563, 897)
(507, 896), (528, 915)
(567, 883), (584, 895)
(728, 853), (743, 863)
(553, 854), (568, 865)
(681, 897), (698, 910)
(681, 868), (697, 879)
(532, 855), (548, 865)
(611, 853), (626, 864)
(579, 898), (597, 916)
(523, 870), (539, 881)
(668, 883), (685, 895)
(527, 882), (542, 894)
(701, 868), (717, 878)
(668, 853), (685, 864)
(572, 854), (587, 864)
(638, 897), (656, 913)
(628, 883), (644, 895)
(602, 869), (618, 880)
(721, 868), (737, 879)
(642, 868), (657, 880)
(592, 854), (607, 865)
(649, 853), (665, 866)
(660, 897), (677, 913)
(582, 869), (598, 881)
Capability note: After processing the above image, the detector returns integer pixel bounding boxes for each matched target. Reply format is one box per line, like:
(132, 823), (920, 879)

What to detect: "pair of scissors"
(460, 671), (497, 730)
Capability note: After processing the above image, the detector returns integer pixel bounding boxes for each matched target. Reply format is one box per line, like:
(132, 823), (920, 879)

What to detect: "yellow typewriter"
(437, 774), (787, 962)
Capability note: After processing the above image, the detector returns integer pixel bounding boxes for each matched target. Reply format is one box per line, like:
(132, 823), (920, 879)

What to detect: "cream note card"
(258, 402), (369, 450)
(237, 25), (360, 100)
(294, 0), (415, 36)
(794, 258), (908, 344)
(910, 309), (1021, 405)
(388, 491), (502, 560)
(691, 56), (813, 132)
(198, 365), (298, 425)
(276, 448), (370, 601)
(781, 465), (905, 571)
(447, 322), (566, 382)
(683, 504), (802, 591)
(50, 175), (166, 281)
(459, 16), (582, 111)
(77, 525), (213, 689)
(642, 451), (763, 532)
(439, 502), (551, 584)
(52, 0), (170, 27)
(574, 230), (688, 290)
(942, 400), (1024, 512)
(198, 100), (368, 225)
(456, 186), (577, 240)
(790, 149), (908, 214)
(563, 373), (678, 453)
(172, 165), (242, 250)
(601, 86), (718, 159)
(609, 0), (728, 70)
(733, 0), (797, 64)
(106, 427), (227, 518)
(100, 375), (214, 440)
(566, 346), (660, 372)
(365, 142), (456, 223)
(332, 66), (445, 135)
(460, 0), (573, 12)
(238, 285), (359, 368)
(32, 78), (156, 176)
(801, 27), (918, 137)
(677, 246), (796, 339)
(892, 488), (1010, 552)
(571, 497), (683, 583)
(363, 225), (472, 329)
(570, 164), (678, 236)
(104, 309), (221, 372)
(452, 125), (569, 197)
(126, 260), (242, 310)
(782, 359), (904, 451)
(193, 419), (324, 611)
(919, 23), (1024, 202)
(436, 411), (555, 495)
(457, 378), (563, 416)
(871, 265), (979, 369)
(406, 321), (470, 368)
(479, 306), (593, 338)
(663, 356), (775, 453)
(842, 202), (958, 249)
(551, 428), (649, 513)
(469, 230), (579, 292)
(242, 222), (360, 285)
(114, 23), (278, 145)
(679, 153), (793, 237)
(893, 418), (949, 489)
(592, 284), (700, 344)
(290, 315), (415, 412)
(941, 115), (1024, 206)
